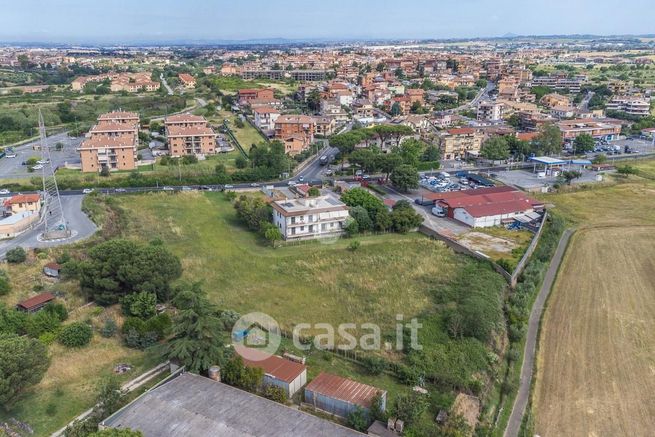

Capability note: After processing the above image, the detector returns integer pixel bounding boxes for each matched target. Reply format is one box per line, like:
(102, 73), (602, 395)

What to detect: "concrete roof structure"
(101, 373), (363, 437)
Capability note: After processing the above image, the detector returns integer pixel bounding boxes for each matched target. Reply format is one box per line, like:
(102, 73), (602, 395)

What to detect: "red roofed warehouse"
(304, 372), (387, 418)
(16, 292), (56, 313)
(236, 346), (307, 397)
(434, 187), (544, 228)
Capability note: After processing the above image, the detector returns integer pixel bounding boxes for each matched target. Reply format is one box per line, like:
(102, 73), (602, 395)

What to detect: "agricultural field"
(0, 256), (158, 436)
(532, 166), (655, 436)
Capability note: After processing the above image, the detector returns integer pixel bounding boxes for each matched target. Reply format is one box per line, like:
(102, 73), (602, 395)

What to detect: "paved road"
(0, 195), (97, 257)
(160, 73), (173, 95)
(504, 228), (574, 437)
(0, 132), (82, 180)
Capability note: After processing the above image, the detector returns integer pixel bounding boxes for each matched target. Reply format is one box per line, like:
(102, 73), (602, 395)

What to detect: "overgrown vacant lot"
(533, 172), (655, 436)
(111, 191), (472, 336)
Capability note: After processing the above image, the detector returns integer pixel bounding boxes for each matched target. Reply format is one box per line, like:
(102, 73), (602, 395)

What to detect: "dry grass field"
(533, 172), (655, 436)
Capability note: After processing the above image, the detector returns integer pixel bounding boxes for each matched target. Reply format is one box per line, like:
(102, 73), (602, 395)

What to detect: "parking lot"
(0, 132), (82, 179)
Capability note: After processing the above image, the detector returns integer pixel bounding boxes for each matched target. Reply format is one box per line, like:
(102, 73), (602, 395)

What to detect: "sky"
(0, 0), (653, 44)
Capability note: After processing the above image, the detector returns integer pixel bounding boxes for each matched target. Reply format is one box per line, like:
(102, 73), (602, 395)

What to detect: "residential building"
(440, 128), (483, 160)
(79, 111), (139, 172)
(477, 100), (505, 121)
(253, 107), (281, 131)
(178, 73), (196, 88)
(605, 96), (651, 117)
(71, 72), (159, 93)
(304, 372), (387, 419)
(165, 114), (216, 157)
(271, 196), (349, 241)
(238, 88), (275, 104)
(274, 114), (315, 153)
(531, 74), (587, 93)
(100, 372), (361, 437)
(312, 116), (336, 137)
(540, 93), (571, 109)
(4, 193), (40, 214)
(321, 99), (349, 122)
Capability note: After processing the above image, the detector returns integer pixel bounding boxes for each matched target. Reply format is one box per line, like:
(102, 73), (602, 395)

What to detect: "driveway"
(0, 195), (97, 257)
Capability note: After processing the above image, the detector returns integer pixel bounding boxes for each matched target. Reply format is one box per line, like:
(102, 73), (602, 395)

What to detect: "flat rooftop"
(101, 373), (362, 437)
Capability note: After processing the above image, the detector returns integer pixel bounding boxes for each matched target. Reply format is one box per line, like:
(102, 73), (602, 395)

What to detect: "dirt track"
(533, 226), (655, 436)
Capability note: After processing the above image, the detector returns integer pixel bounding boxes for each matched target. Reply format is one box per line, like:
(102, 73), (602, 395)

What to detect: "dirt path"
(504, 228), (573, 437)
(532, 227), (655, 436)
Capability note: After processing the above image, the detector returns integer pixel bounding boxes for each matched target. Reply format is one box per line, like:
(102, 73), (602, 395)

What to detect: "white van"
(431, 206), (446, 217)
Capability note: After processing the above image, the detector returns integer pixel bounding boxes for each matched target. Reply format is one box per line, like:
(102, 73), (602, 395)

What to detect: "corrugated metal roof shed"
(305, 372), (385, 409)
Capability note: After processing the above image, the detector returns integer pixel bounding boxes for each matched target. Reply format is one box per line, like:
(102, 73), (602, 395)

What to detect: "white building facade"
(271, 196), (350, 241)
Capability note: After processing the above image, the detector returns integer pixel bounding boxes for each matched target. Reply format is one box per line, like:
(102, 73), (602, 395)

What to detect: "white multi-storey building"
(271, 196), (350, 241)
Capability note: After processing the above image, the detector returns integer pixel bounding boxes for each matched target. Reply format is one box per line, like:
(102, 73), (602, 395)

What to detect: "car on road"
(199, 185), (212, 191)
(298, 176), (305, 182)
(37, 160), (49, 165)
(250, 182), (259, 187)
(181, 186), (192, 191)
(224, 184), (234, 190)
(162, 186), (174, 191)
(114, 188), (127, 193)
(5, 153), (16, 158)
(287, 181), (297, 187)
(82, 188), (94, 194)
(0, 189), (10, 195)
(32, 164), (44, 170)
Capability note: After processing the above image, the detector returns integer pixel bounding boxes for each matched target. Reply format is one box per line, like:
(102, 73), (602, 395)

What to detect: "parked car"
(0, 189), (10, 195)
(114, 188), (127, 193)
(431, 206), (446, 217)
(82, 188), (94, 194)
(181, 186), (192, 191)
(250, 182), (259, 187)
(287, 181), (297, 187)
(414, 198), (434, 206)
(5, 153), (16, 158)
(32, 164), (44, 170)
(162, 186), (174, 191)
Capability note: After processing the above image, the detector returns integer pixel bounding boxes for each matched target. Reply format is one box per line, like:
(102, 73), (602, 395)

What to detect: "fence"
(222, 121), (249, 159)
(244, 115), (271, 143)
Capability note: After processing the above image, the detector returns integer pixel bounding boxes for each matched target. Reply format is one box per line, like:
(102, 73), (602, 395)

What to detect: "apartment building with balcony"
(477, 100), (505, 121)
(271, 196), (349, 241)
(439, 128), (483, 160)
(253, 106), (281, 131)
(606, 96), (651, 117)
(274, 114), (315, 154)
(165, 114), (216, 157)
(79, 111), (139, 172)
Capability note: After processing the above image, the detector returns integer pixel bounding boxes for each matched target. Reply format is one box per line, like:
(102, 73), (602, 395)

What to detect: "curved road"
(504, 228), (574, 437)
(0, 195), (97, 258)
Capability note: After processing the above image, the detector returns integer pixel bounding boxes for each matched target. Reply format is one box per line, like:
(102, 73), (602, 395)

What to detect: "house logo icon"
(231, 312), (281, 361)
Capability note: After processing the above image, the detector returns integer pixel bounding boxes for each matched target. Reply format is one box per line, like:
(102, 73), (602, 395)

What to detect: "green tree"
(78, 239), (182, 305)
(0, 272), (11, 296)
(592, 153), (607, 164)
(165, 283), (225, 373)
(573, 133), (594, 154)
(349, 205), (373, 232)
(390, 102), (402, 116)
(121, 291), (157, 319)
(390, 164), (419, 192)
(261, 222), (283, 246)
(533, 123), (563, 155)
(307, 187), (320, 197)
(390, 201), (423, 232)
(58, 322), (93, 347)
(480, 136), (510, 160)
(393, 392), (428, 425)
(0, 333), (50, 406)
(306, 89), (321, 112)
(263, 384), (288, 403)
(88, 429), (143, 437)
(6, 247), (27, 264)
(560, 170), (582, 185)
(235, 155), (249, 169)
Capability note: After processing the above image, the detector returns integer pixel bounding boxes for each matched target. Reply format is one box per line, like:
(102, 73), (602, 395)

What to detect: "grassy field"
(532, 167), (655, 436)
(213, 109), (267, 150)
(0, 255), (157, 436)
(111, 191), (468, 336)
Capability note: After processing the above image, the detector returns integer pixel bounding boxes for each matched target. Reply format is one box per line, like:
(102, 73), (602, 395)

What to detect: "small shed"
(304, 372), (386, 419)
(43, 262), (61, 278)
(236, 346), (307, 397)
(17, 292), (56, 313)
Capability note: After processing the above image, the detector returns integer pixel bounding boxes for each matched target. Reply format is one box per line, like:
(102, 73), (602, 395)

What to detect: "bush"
(6, 247), (27, 264)
(348, 240), (361, 251)
(101, 319), (118, 338)
(121, 291), (157, 320)
(0, 272), (10, 296)
(361, 355), (386, 375)
(58, 322), (93, 348)
(262, 384), (287, 404)
(26, 311), (62, 338)
(44, 302), (68, 322)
